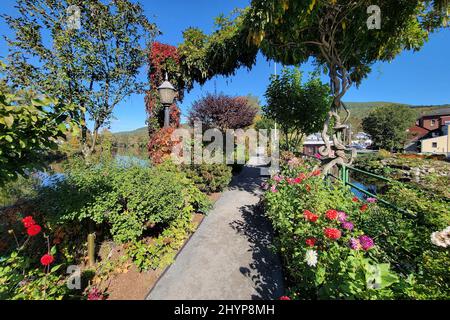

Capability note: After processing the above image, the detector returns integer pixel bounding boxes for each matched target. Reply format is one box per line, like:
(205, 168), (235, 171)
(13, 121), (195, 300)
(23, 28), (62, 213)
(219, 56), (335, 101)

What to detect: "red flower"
(26, 224), (41, 237)
(22, 216), (36, 228)
(40, 254), (54, 266)
(360, 204), (369, 212)
(305, 238), (316, 247)
(311, 170), (321, 176)
(325, 209), (338, 220)
(352, 196), (359, 202)
(304, 210), (319, 223)
(324, 228), (341, 240)
(279, 296), (291, 300)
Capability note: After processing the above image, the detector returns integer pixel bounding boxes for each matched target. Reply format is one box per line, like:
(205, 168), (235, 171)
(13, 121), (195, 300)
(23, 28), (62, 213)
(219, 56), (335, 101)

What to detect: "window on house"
(430, 119), (436, 126)
(432, 142), (438, 148)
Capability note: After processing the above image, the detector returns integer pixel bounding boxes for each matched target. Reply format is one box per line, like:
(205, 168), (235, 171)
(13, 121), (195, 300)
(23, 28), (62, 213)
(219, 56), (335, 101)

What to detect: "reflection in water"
(350, 180), (377, 200)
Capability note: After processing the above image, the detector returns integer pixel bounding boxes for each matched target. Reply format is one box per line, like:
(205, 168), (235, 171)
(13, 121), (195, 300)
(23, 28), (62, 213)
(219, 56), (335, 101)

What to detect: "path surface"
(146, 164), (285, 300)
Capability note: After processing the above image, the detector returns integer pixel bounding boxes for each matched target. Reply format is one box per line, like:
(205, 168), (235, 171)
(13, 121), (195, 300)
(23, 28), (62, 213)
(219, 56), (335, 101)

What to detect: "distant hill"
(113, 102), (450, 138)
(113, 127), (147, 137)
(342, 102), (450, 132)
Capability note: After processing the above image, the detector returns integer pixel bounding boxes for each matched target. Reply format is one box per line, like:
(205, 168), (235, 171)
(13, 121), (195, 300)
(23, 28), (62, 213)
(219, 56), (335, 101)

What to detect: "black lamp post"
(157, 74), (177, 128)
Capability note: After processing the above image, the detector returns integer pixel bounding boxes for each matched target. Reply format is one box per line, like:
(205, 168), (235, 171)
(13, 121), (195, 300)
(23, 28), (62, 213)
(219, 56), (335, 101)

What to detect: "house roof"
(408, 125), (429, 141)
(421, 107), (450, 118)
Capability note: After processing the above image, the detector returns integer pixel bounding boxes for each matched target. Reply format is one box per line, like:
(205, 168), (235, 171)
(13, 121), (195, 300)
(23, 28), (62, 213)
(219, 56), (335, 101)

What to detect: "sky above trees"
(0, 0), (449, 132)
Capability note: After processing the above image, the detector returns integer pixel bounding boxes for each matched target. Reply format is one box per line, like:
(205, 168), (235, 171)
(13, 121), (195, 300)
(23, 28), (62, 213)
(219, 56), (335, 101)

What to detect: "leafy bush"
(126, 217), (195, 271)
(188, 93), (258, 131)
(36, 159), (210, 244)
(181, 163), (232, 194)
(0, 76), (76, 185)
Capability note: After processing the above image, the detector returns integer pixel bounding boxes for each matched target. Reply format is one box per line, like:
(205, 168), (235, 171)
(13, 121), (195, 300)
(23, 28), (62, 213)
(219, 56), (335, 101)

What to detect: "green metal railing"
(337, 164), (415, 217)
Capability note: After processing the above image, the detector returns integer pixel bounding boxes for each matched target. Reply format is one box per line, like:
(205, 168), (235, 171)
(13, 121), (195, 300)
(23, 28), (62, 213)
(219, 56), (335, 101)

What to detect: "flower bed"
(264, 157), (449, 299)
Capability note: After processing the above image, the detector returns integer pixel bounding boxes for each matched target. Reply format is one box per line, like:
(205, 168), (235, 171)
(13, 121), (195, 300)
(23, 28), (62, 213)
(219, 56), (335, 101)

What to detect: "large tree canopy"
(179, 1), (448, 87)
(2, 0), (158, 156)
(362, 105), (417, 151)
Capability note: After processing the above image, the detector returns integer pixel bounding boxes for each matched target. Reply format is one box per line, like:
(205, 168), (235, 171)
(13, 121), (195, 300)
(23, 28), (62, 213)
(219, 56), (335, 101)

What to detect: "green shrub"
(181, 163), (232, 194)
(37, 159), (210, 244)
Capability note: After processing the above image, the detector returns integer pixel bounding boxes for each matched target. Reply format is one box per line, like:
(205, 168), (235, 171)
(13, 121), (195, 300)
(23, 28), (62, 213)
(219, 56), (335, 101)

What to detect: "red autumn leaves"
(21, 215), (54, 267)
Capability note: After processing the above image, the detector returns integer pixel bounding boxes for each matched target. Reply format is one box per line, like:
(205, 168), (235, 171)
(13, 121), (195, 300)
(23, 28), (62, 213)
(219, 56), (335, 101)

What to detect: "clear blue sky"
(1, 0), (449, 132)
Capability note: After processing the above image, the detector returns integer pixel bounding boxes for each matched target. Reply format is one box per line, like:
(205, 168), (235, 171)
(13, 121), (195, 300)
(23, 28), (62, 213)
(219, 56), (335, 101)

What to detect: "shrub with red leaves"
(188, 93), (258, 131)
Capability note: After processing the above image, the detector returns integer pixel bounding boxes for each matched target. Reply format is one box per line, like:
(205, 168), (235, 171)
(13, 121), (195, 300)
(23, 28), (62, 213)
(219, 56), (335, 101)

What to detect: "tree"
(2, 0), (158, 156)
(0, 62), (76, 185)
(264, 68), (331, 151)
(362, 105), (417, 151)
(188, 93), (259, 131)
(177, 0), (448, 173)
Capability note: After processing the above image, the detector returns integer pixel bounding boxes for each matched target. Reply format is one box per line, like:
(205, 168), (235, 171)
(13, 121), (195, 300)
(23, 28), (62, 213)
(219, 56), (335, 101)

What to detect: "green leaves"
(37, 158), (210, 245)
(365, 262), (399, 289)
(264, 68), (331, 151)
(0, 84), (72, 185)
(362, 105), (417, 151)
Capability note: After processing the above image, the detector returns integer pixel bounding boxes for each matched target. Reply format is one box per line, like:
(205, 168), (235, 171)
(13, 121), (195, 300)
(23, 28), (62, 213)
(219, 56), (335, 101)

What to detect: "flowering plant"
(0, 214), (69, 300)
(264, 159), (399, 299)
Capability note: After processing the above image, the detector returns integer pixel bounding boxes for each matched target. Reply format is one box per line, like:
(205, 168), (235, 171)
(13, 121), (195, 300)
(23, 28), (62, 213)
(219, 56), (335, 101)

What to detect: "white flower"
(431, 226), (450, 248)
(305, 250), (318, 267)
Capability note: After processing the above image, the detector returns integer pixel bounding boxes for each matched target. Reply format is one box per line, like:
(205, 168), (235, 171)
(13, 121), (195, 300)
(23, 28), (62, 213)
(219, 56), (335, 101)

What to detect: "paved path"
(146, 165), (285, 300)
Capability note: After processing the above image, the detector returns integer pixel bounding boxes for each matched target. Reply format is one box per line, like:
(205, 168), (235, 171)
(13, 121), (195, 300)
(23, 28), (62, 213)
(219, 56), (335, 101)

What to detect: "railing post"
(339, 164), (348, 185)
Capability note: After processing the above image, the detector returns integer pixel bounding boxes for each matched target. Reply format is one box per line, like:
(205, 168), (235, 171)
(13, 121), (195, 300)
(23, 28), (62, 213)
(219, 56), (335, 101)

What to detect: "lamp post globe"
(157, 74), (177, 128)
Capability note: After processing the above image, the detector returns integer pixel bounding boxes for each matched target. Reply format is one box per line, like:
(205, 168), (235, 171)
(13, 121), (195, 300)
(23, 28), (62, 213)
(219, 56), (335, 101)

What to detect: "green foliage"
(126, 217), (195, 271)
(264, 68), (331, 151)
(0, 71), (76, 185)
(0, 250), (70, 300)
(182, 163), (232, 194)
(37, 159), (210, 244)
(264, 157), (449, 299)
(362, 105), (417, 151)
(0, 175), (40, 207)
(356, 191), (449, 299)
(264, 161), (399, 299)
(2, 0), (159, 155)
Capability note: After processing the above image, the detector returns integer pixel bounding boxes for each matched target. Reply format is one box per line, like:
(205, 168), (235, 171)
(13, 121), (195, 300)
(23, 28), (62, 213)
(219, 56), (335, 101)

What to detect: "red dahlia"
(304, 210), (319, 223)
(325, 209), (338, 220)
(40, 254), (54, 266)
(324, 228), (341, 240)
(26, 224), (41, 236)
(360, 204), (369, 212)
(352, 196), (359, 202)
(22, 216), (36, 228)
(305, 238), (316, 247)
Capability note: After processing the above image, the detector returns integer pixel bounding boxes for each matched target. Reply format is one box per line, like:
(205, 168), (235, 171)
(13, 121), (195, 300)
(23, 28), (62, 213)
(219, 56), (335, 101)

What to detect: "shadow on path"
(230, 201), (285, 300)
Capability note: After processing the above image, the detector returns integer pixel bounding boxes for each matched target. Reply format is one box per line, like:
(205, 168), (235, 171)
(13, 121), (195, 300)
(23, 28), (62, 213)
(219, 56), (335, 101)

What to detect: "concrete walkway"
(146, 165), (285, 300)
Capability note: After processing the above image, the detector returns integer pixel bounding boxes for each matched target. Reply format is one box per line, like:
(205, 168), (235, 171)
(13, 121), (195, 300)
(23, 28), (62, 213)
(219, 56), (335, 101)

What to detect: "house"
(421, 124), (450, 157)
(303, 133), (334, 156)
(406, 108), (450, 153)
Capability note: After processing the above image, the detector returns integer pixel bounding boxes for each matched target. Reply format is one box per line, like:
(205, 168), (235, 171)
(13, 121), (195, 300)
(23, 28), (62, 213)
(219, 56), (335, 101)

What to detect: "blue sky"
(1, 0), (449, 132)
